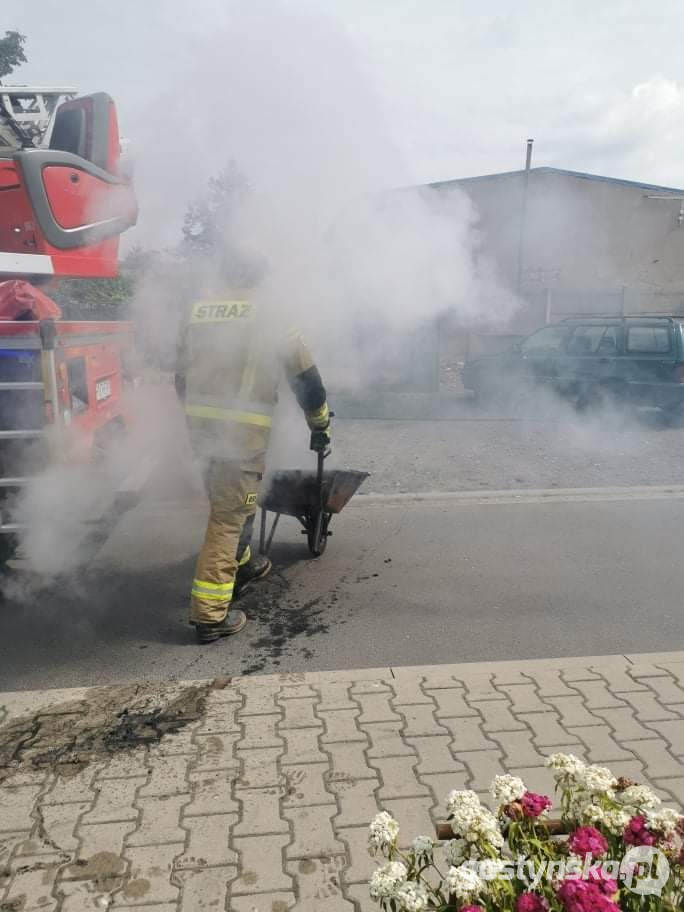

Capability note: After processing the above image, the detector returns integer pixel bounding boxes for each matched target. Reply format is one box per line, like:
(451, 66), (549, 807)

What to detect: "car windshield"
(519, 326), (570, 353)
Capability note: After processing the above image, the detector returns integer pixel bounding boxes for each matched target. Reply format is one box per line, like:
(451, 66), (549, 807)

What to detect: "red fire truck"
(0, 86), (138, 563)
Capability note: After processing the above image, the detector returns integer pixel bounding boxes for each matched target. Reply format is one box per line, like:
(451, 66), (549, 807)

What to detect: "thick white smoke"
(129, 2), (516, 339)
(122, 2), (519, 477)
(5, 1), (519, 579)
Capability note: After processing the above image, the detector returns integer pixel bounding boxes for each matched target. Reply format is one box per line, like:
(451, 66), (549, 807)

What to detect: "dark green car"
(461, 316), (684, 414)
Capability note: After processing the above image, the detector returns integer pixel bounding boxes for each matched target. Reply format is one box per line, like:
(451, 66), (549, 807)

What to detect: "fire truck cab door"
(13, 92), (137, 253)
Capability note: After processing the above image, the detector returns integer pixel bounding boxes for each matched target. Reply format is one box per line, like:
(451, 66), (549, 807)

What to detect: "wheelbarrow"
(258, 451), (369, 557)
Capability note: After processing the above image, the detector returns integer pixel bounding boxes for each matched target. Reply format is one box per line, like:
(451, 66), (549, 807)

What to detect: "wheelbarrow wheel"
(307, 511), (330, 557)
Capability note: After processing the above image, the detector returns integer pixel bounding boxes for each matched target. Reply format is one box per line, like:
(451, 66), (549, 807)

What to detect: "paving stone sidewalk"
(2, 652), (684, 911)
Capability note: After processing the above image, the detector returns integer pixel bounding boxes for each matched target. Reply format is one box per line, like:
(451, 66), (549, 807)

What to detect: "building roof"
(429, 166), (684, 195)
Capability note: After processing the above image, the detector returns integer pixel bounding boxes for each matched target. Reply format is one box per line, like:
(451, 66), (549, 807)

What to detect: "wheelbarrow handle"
(316, 449), (326, 494)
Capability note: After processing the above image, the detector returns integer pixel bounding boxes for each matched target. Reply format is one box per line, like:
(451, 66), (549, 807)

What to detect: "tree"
(181, 161), (249, 253)
(181, 162), (263, 286)
(0, 31), (27, 81)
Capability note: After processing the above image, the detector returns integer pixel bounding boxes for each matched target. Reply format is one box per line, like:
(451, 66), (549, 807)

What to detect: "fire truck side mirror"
(3, 91), (137, 279)
(50, 93), (122, 176)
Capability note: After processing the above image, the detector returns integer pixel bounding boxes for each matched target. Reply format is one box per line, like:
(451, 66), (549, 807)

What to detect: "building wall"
(436, 169), (684, 321)
(434, 171), (527, 292)
(524, 171), (684, 294)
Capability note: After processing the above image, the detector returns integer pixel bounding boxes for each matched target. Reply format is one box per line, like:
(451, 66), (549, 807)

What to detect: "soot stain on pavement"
(239, 572), (351, 674)
(0, 678), (229, 783)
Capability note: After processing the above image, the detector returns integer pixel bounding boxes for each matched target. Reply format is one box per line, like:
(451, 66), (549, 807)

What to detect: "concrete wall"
(524, 171), (684, 294)
(435, 168), (684, 316)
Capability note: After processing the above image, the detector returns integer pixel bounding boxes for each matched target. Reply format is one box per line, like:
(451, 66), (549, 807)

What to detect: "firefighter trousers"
(190, 460), (262, 625)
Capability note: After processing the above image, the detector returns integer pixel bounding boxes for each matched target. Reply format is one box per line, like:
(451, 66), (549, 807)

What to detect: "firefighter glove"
(310, 424), (331, 453)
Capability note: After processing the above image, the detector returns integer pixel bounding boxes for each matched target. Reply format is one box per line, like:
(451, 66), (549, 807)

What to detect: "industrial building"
(431, 165), (684, 330)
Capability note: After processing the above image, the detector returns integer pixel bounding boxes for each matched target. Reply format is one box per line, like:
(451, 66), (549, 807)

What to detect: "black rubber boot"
(235, 554), (272, 594)
(195, 609), (247, 644)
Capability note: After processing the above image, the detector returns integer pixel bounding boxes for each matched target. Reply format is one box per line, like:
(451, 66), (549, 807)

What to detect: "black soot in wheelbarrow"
(258, 468), (369, 557)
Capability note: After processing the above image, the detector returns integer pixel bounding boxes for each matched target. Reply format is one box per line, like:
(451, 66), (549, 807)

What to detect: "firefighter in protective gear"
(175, 296), (330, 644)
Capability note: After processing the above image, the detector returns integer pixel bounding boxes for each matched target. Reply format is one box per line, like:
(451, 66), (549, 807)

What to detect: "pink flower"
(556, 879), (620, 912)
(567, 826), (609, 858)
(521, 792), (552, 818)
(460, 907), (485, 912)
(585, 869), (618, 896)
(624, 815), (657, 847)
(516, 893), (549, 912)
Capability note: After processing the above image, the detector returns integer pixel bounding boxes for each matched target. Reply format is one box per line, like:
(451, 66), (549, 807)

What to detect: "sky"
(5, 0), (684, 241)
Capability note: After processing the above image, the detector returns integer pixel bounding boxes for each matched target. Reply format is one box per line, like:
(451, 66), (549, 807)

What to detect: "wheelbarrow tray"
(259, 469), (369, 518)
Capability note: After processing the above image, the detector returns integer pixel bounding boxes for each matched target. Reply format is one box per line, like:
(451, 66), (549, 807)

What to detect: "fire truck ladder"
(0, 85), (77, 147)
(0, 321), (60, 537)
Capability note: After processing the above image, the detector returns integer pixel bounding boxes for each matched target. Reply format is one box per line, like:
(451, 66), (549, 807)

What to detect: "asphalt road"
(2, 484), (684, 690)
(330, 409), (684, 494)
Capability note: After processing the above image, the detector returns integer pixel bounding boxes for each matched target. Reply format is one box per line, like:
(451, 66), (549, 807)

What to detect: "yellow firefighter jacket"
(175, 297), (329, 472)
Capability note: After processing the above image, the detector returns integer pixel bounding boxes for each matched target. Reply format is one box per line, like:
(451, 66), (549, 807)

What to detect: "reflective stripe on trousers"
(191, 578), (235, 602)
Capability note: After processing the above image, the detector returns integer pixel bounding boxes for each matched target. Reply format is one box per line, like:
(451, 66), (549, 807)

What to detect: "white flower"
(617, 785), (661, 811)
(447, 791), (503, 850)
(444, 864), (484, 900)
(577, 764), (617, 794)
(491, 774), (526, 806)
(368, 812), (399, 855)
(603, 808), (632, 835)
(580, 801), (630, 834)
(647, 807), (683, 837)
(481, 813), (504, 848)
(546, 753), (586, 781)
(369, 861), (408, 900)
(581, 802), (605, 824)
(411, 835), (433, 863)
(445, 838), (469, 865)
(395, 881), (429, 912)
(457, 807), (504, 850)
(446, 789), (482, 817)
(453, 815), (503, 849)
(448, 792), (483, 837)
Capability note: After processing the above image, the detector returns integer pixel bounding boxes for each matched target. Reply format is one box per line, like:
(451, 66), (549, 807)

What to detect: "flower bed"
(367, 754), (683, 911)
